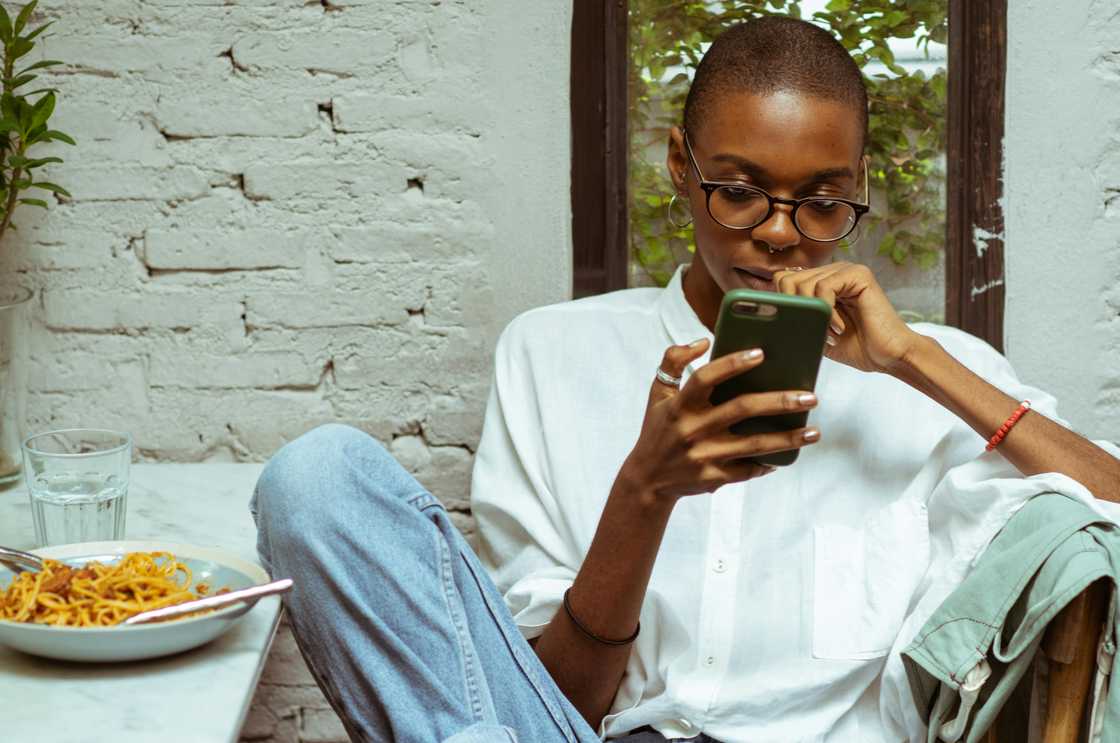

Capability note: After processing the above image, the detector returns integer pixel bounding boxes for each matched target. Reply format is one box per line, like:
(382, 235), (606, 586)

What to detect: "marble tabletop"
(0, 463), (277, 743)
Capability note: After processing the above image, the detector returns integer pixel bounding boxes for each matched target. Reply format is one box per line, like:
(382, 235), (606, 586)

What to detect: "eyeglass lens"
(709, 186), (858, 241)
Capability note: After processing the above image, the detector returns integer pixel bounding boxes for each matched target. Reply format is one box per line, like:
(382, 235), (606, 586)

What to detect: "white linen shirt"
(470, 266), (1120, 743)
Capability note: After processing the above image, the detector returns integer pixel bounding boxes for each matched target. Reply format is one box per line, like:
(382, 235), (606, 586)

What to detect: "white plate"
(0, 540), (270, 662)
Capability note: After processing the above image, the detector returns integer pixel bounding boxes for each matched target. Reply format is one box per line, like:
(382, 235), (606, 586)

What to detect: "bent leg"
(250, 424), (597, 743)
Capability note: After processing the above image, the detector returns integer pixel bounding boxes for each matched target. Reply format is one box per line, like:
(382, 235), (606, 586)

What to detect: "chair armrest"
(1039, 579), (1110, 743)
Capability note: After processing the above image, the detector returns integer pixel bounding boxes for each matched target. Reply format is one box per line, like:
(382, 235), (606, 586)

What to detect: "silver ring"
(655, 367), (682, 387)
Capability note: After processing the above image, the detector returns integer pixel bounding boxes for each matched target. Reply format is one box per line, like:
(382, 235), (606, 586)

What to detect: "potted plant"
(0, 0), (73, 484)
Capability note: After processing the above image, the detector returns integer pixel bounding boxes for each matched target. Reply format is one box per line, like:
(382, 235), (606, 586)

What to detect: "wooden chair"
(986, 579), (1111, 743)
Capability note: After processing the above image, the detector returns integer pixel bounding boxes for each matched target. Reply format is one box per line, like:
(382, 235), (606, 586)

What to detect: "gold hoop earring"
(667, 193), (693, 228)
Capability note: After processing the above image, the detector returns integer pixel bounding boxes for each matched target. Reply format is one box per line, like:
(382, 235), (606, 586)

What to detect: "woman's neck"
(681, 260), (722, 332)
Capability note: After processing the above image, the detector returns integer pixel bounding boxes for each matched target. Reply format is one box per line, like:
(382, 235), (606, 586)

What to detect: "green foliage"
(629, 0), (947, 286)
(0, 0), (72, 242)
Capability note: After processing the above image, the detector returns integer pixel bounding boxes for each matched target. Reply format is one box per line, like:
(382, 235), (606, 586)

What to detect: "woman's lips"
(734, 266), (776, 292)
(742, 266), (775, 280)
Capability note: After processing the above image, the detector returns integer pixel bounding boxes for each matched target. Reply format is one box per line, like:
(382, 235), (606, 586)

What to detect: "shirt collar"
(656, 263), (712, 348)
(655, 264), (714, 378)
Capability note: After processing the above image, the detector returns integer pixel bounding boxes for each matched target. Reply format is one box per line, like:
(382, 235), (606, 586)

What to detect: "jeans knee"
(253, 424), (387, 541)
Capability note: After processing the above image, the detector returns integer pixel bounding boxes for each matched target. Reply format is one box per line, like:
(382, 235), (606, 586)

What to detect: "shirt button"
(704, 655), (716, 666)
(713, 558), (727, 573)
(677, 718), (694, 731)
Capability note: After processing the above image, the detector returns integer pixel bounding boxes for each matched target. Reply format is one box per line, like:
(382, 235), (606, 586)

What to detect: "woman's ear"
(666, 125), (689, 195)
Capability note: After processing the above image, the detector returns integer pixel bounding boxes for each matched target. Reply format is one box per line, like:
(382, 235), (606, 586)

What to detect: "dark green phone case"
(709, 288), (831, 467)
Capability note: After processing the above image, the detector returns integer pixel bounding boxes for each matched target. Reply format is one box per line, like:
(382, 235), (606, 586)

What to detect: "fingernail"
(830, 323), (842, 334)
(797, 393), (817, 406)
(740, 348), (763, 361)
(688, 338), (708, 348)
(803, 428), (820, 442)
(824, 335), (837, 347)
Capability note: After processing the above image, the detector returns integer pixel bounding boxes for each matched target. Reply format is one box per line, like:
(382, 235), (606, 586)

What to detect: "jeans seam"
(458, 545), (579, 743)
(436, 504), (490, 725)
(409, 490), (442, 510)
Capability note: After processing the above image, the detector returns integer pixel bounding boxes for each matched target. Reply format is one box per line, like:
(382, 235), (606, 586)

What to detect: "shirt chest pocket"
(811, 499), (930, 660)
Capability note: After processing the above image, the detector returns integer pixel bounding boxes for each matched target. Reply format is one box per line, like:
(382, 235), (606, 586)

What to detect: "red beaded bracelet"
(986, 400), (1032, 451)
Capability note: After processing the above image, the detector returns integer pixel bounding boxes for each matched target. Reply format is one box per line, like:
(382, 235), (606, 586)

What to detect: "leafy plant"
(630, 0), (947, 286)
(0, 0), (73, 243)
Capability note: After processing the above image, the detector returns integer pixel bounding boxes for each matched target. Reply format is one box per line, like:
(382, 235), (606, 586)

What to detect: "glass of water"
(21, 429), (132, 547)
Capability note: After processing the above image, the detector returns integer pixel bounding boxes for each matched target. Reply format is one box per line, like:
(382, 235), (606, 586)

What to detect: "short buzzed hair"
(683, 16), (868, 143)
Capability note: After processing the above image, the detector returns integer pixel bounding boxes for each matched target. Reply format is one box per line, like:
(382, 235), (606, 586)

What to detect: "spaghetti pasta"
(0, 551), (221, 627)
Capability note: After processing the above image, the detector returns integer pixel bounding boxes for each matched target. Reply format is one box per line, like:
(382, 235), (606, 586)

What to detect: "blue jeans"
(250, 424), (720, 743)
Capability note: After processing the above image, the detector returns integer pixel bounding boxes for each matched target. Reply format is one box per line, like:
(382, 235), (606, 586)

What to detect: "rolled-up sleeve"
(470, 317), (583, 639)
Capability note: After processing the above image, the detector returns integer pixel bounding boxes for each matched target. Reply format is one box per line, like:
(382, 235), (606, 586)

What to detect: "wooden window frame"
(573, 0), (1008, 353)
(945, 0), (1007, 351)
(571, 0), (629, 298)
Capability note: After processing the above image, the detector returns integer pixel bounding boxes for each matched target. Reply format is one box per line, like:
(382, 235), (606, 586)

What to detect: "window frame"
(571, 0), (629, 298)
(572, 0), (1008, 353)
(945, 0), (1007, 351)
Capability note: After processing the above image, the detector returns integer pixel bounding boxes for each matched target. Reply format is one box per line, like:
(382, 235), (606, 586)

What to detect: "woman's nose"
(750, 204), (800, 254)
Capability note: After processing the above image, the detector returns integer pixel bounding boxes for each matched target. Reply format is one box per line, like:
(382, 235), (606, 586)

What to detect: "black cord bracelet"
(562, 587), (640, 646)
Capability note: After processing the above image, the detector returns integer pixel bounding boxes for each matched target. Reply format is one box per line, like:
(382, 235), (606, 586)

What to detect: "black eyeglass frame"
(681, 130), (871, 242)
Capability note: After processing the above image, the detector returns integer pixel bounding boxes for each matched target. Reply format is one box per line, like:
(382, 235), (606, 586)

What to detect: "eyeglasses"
(682, 131), (870, 242)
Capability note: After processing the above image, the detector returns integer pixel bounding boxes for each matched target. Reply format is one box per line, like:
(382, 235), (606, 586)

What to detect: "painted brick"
(333, 93), (483, 135)
(300, 709), (349, 743)
(15, 229), (121, 271)
(245, 291), (411, 330)
(242, 161), (405, 202)
(49, 103), (136, 142)
(42, 34), (227, 77)
(62, 166), (209, 202)
(29, 352), (116, 393)
(422, 384), (490, 447)
(425, 265), (495, 327)
(333, 328), (488, 391)
(155, 96), (320, 138)
(149, 351), (323, 389)
(329, 223), (460, 265)
(144, 229), (312, 271)
(415, 445), (473, 510)
(43, 291), (242, 331)
(232, 30), (395, 74)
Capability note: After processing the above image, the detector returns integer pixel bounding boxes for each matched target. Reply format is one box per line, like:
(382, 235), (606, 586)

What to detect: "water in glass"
(29, 472), (127, 546)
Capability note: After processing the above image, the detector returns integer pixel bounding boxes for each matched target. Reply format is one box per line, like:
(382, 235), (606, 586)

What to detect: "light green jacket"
(902, 492), (1118, 742)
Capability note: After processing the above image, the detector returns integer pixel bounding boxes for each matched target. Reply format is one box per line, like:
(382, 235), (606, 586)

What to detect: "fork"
(0, 545), (44, 574)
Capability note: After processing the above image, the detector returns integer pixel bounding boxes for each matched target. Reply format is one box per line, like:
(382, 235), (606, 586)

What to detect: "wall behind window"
(1004, 0), (1120, 442)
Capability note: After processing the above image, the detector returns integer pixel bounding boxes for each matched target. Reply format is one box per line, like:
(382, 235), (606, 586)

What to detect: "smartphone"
(709, 288), (831, 467)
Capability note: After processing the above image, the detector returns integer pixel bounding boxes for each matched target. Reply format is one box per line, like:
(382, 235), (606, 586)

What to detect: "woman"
(251, 15), (1120, 743)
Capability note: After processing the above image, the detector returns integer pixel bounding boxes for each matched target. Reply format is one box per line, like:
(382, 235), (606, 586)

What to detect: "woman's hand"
(620, 339), (821, 503)
(773, 261), (921, 374)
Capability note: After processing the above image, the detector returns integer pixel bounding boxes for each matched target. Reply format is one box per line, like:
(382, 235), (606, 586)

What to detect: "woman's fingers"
(693, 427), (822, 463)
(774, 265), (851, 344)
(649, 338), (710, 403)
(712, 460), (778, 486)
(683, 389), (817, 440)
(677, 347), (765, 407)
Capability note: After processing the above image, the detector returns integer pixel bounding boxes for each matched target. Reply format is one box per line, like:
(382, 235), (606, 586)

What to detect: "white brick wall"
(1005, 1), (1120, 441)
(8, 1), (571, 741)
